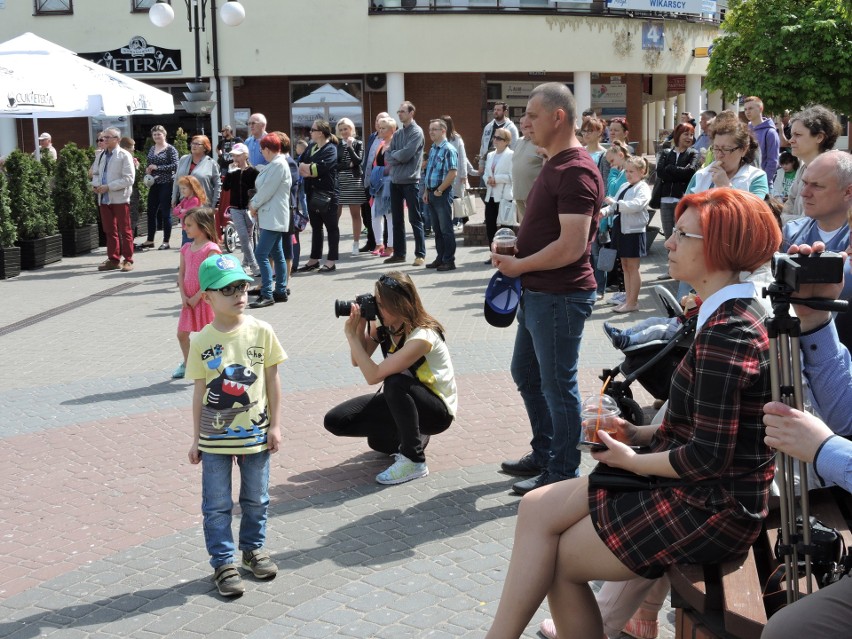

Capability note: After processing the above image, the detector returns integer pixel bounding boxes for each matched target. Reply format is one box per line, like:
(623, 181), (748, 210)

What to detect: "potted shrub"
(132, 149), (149, 239)
(5, 150), (61, 269)
(0, 170), (20, 279)
(54, 143), (99, 256)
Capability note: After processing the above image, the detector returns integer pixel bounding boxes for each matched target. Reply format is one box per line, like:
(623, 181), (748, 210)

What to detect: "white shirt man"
(37, 132), (57, 160)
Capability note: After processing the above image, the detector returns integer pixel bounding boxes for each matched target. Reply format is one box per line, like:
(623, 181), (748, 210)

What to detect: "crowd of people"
(32, 84), (852, 633)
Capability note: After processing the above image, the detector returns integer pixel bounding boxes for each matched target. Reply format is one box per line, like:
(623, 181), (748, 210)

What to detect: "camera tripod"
(764, 281), (848, 604)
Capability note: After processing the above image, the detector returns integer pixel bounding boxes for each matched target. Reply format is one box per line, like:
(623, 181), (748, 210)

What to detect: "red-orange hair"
(177, 175), (207, 205)
(675, 188), (781, 273)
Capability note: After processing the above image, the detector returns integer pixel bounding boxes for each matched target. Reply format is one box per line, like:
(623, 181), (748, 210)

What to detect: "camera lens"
(334, 300), (353, 318)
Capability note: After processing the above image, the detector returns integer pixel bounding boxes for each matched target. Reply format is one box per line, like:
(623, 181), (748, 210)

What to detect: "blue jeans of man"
(390, 182), (425, 259)
(255, 229), (287, 299)
(426, 188), (455, 264)
(510, 289), (596, 479)
(201, 450), (270, 569)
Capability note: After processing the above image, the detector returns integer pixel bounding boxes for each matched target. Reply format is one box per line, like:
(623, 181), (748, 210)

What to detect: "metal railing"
(368, 0), (724, 24)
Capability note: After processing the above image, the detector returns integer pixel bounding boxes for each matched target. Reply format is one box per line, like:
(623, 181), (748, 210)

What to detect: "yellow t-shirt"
(407, 327), (458, 417)
(186, 315), (287, 455)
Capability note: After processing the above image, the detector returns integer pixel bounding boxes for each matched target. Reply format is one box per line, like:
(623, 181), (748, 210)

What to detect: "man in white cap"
(37, 132), (57, 160)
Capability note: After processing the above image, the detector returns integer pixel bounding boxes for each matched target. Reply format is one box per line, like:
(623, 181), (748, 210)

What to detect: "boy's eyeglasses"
(209, 282), (249, 296)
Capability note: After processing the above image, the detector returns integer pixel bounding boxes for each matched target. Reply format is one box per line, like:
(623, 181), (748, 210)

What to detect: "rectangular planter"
(60, 224), (99, 257)
(0, 245), (21, 279)
(17, 233), (63, 270)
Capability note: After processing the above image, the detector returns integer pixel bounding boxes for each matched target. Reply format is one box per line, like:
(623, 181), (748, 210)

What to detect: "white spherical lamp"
(219, 1), (246, 26)
(149, 1), (175, 28)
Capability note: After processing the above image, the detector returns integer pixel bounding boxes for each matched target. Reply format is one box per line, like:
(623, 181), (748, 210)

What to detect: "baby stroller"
(599, 286), (697, 425)
(216, 188), (239, 254)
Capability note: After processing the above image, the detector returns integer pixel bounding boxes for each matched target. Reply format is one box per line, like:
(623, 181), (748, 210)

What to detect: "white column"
(724, 94), (740, 113)
(386, 72), (405, 117)
(707, 90), (723, 114)
(0, 119), (16, 158)
(642, 102), (650, 154)
(210, 75), (234, 154)
(676, 93), (686, 119)
(573, 71), (591, 128)
(685, 74), (701, 122)
(664, 97), (675, 131)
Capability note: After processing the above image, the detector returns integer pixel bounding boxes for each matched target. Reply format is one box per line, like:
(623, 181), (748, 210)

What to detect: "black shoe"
(272, 292), (288, 303)
(383, 255), (405, 264)
(424, 229), (433, 237)
(425, 259), (441, 269)
(297, 262), (320, 273)
(359, 244), (376, 253)
(512, 472), (554, 496)
(249, 296), (275, 309)
(501, 452), (543, 477)
(247, 286), (262, 295)
(437, 262), (456, 272)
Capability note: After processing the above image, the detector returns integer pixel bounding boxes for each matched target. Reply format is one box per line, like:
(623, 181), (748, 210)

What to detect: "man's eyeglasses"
(209, 282), (249, 296)
(711, 145), (741, 155)
(672, 228), (704, 243)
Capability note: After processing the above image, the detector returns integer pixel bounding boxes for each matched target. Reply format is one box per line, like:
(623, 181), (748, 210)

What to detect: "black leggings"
(324, 373), (452, 463)
(308, 199), (340, 261)
(484, 197), (500, 247)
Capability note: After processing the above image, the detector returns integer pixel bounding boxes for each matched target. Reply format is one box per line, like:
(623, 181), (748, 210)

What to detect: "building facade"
(1, 0), (731, 159)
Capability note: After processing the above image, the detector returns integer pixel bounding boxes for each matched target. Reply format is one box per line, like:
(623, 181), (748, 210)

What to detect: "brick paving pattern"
(0, 213), (675, 638)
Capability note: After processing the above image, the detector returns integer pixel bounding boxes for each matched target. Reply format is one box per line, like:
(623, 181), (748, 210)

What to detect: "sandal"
(624, 617), (659, 639)
(319, 264), (336, 273)
(371, 245), (385, 256)
(297, 262), (320, 272)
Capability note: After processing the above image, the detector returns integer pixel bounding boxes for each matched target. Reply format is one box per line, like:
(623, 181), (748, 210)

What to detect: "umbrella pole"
(33, 117), (41, 161)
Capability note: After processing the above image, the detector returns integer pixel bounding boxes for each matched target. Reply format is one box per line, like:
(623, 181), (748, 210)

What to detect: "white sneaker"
(376, 453), (429, 485)
(351, 241), (359, 257)
(610, 292), (626, 305)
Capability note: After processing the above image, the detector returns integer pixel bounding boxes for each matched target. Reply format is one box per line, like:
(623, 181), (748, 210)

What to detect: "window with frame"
(34, 0), (72, 14)
(131, 0), (168, 13)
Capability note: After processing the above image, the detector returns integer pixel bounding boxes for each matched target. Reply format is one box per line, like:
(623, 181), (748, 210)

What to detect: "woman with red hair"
(485, 188), (781, 639)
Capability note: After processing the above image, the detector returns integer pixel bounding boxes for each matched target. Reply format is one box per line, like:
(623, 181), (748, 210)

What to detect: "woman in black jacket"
(655, 123), (701, 240)
(221, 142), (259, 274)
(297, 119), (340, 273)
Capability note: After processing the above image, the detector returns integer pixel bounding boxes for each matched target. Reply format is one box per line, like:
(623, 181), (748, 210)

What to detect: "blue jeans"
(201, 451), (270, 569)
(390, 182), (425, 259)
(255, 229), (287, 299)
(426, 188), (455, 264)
(510, 289), (596, 479)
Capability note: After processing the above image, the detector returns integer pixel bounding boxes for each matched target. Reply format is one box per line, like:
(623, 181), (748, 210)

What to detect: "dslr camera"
(334, 293), (378, 321)
(771, 251), (844, 292)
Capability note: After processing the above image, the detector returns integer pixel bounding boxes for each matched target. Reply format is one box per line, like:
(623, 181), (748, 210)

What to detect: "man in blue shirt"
(244, 113), (269, 167)
(422, 119), (459, 271)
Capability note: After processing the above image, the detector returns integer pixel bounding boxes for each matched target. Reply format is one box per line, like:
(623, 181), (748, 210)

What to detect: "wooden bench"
(669, 488), (852, 639)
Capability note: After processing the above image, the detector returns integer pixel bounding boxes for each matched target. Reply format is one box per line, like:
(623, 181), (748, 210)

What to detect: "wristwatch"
(435, 189), (443, 196)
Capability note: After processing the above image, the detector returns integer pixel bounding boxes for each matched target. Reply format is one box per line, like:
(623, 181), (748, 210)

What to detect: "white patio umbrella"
(0, 32), (175, 156)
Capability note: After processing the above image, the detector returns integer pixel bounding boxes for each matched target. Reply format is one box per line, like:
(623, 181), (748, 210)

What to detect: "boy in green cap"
(186, 254), (286, 597)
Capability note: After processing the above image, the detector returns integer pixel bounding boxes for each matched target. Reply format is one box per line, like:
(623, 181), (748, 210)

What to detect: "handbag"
(588, 463), (659, 491)
(649, 177), (663, 210)
(458, 191), (476, 218)
(308, 188), (334, 215)
(497, 200), (516, 226)
(597, 247), (618, 272)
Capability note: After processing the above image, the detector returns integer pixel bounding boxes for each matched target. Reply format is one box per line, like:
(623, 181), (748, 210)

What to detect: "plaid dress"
(589, 298), (775, 578)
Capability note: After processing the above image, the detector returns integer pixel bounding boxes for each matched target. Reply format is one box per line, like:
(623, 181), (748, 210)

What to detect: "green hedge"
(4, 150), (58, 241)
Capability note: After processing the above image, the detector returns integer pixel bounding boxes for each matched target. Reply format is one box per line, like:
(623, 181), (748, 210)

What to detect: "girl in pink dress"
(173, 207), (221, 378)
(173, 175), (207, 247)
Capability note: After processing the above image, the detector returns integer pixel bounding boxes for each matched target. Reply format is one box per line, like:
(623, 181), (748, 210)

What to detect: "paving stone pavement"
(1, 216), (676, 638)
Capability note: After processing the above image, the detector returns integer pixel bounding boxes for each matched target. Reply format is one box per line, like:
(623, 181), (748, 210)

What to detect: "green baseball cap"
(199, 254), (253, 291)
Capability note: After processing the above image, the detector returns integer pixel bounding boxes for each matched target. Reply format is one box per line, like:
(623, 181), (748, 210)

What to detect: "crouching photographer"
(324, 271), (457, 486)
(761, 241), (852, 639)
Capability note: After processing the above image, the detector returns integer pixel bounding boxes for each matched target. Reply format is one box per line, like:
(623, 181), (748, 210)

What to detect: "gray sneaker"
(213, 563), (245, 597)
(242, 548), (278, 579)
